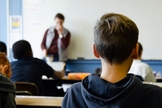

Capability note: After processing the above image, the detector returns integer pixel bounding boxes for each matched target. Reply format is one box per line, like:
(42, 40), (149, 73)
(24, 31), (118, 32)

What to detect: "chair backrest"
(15, 82), (39, 95)
(16, 91), (32, 95)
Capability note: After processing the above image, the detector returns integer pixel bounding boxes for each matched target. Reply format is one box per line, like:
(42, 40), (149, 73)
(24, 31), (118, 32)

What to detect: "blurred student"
(94, 68), (102, 75)
(0, 41), (7, 55)
(0, 53), (16, 108)
(62, 13), (162, 108)
(41, 13), (71, 62)
(129, 42), (156, 82)
(11, 40), (65, 95)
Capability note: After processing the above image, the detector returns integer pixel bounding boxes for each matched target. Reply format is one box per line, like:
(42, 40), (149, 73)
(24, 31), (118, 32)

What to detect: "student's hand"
(53, 63), (66, 79)
(43, 49), (47, 57)
(56, 25), (64, 37)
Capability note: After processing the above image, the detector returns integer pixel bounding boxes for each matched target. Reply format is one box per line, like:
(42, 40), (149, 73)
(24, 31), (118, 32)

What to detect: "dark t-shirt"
(10, 57), (54, 95)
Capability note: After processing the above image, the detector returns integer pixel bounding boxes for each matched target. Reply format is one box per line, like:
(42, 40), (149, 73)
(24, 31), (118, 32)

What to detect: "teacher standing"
(41, 13), (71, 62)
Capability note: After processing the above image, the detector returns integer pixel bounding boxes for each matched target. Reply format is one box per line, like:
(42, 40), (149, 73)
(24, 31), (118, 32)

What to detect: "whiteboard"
(23, 0), (162, 60)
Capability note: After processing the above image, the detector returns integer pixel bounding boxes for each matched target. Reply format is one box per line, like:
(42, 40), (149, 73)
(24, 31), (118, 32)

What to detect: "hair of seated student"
(55, 13), (65, 20)
(94, 68), (102, 75)
(94, 13), (139, 64)
(0, 41), (7, 55)
(137, 42), (143, 57)
(0, 52), (11, 78)
(12, 40), (33, 59)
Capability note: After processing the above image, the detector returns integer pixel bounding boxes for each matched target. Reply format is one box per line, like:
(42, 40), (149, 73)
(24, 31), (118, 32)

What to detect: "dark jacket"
(0, 73), (16, 108)
(11, 57), (54, 95)
(62, 74), (162, 108)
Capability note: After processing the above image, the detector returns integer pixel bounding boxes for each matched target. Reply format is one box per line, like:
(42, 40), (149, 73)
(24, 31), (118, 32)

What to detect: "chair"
(16, 91), (32, 95)
(15, 82), (39, 95)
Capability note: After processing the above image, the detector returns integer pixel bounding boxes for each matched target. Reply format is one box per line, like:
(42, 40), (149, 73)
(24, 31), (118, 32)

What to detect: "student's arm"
(3, 93), (16, 108)
(42, 60), (65, 79)
(54, 70), (65, 79)
(145, 66), (156, 82)
(53, 63), (65, 79)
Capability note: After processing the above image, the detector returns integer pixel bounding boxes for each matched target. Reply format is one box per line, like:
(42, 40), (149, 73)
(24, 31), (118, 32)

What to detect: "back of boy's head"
(0, 41), (7, 54)
(12, 40), (33, 59)
(94, 13), (139, 64)
(138, 42), (143, 57)
(0, 52), (11, 78)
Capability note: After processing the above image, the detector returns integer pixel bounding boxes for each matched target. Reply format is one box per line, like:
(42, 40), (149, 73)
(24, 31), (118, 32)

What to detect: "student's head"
(94, 68), (102, 75)
(12, 40), (33, 59)
(137, 42), (143, 59)
(0, 41), (7, 55)
(0, 53), (11, 78)
(55, 13), (65, 27)
(93, 13), (139, 65)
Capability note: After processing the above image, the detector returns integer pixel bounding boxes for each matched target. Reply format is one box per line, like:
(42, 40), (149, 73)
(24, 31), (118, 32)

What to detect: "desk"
(155, 77), (162, 82)
(16, 96), (63, 108)
(42, 77), (81, 96)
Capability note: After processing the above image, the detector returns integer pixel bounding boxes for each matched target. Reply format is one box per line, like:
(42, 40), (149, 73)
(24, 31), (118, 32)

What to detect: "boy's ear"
(132, 43), (139, 59)
(1, 65), (8, 77)
(2, 65), (8, 72)
(92, 44), (100, 58)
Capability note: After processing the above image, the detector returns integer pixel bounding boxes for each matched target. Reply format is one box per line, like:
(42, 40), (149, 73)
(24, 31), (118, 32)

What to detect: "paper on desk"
(47, 62), (65, 71)
(42, 75), (53, 79)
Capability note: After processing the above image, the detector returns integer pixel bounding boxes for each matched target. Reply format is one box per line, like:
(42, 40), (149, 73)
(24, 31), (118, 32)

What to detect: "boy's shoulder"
(62, 82), (86, 108)
(140, 84), (162, 107)
(143, 83), (162, 92)
(0, 74), (15, 93)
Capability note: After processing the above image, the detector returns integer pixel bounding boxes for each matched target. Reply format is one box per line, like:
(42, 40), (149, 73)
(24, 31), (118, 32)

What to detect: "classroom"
(0, 0), (162, 108)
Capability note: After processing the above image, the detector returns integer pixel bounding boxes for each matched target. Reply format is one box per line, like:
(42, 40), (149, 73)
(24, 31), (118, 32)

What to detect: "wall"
(0, 0), (22, 61)
(23, 0), (162, 59)
(0, 0), (7, 43)
(9, 0), (23, 61)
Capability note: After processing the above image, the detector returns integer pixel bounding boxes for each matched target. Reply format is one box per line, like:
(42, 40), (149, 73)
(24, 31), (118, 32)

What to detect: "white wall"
(23, 0), (162, 59)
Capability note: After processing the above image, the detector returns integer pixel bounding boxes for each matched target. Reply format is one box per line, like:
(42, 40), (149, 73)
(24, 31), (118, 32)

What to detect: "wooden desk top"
(16, 96), (63, 107)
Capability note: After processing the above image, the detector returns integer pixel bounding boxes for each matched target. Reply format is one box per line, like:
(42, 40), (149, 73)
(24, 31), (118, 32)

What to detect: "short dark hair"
(94, 68), (102, 75)
(55, 13), (65, 20)
(0, 41), (7, 53)
(138, 42), (143, 57)
(12, 40), (32, 59)
(94, 13), (139, 64)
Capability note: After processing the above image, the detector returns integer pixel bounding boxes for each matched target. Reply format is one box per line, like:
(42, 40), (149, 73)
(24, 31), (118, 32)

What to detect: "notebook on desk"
(47, 62), (65, 71)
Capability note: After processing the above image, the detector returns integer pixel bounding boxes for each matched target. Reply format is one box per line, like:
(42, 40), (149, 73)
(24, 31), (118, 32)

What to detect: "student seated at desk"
(10, 40), (65, 95)
(0, 53), (16, 108)
(129, 42), (156, 82)
(94, 68), (102, 75)
(62, 13), (162, 108)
